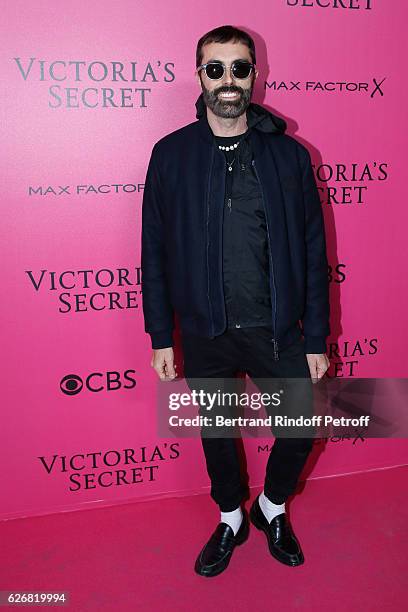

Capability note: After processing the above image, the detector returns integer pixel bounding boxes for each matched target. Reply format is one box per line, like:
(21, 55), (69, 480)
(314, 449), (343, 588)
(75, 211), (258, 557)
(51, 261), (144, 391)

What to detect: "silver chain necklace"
(226, 157), (236, 172)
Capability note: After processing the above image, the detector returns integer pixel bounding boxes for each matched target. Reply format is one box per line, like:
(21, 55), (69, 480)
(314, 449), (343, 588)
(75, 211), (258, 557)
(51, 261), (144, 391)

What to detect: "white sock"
(220, 506), (243, 535)
(259, 491), (285, 523)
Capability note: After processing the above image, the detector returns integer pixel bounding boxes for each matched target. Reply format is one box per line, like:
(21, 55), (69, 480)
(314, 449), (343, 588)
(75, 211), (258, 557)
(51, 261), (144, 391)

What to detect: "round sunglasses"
(197, 60), (255, 81)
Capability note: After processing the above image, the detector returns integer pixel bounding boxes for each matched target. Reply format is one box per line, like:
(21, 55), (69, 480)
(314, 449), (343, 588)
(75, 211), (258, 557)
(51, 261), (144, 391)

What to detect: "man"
(141, 25), (330, 577)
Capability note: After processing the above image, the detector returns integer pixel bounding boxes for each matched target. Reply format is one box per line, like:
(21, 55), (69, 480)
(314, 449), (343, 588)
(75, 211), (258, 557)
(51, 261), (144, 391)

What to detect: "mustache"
(213, 85), (244, 96)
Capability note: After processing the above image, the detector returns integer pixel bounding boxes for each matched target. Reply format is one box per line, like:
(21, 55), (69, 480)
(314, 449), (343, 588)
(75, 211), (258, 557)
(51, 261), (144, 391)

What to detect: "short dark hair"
(196, 25), (256, 68)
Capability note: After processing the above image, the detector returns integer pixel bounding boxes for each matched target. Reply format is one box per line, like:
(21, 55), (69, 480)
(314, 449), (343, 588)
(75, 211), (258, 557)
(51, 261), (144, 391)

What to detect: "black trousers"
(181, 326), (315, 512)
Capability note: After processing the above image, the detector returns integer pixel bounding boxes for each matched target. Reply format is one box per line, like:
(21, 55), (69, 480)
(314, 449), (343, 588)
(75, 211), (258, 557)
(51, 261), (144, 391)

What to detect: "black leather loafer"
(194, 509), (249, 577)
(249, 494), (304, 566)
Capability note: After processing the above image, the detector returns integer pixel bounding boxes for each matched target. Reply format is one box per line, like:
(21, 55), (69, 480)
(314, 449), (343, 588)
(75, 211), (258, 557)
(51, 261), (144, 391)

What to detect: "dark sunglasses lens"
(205, 63), (224, 79)
(232, 62), (252, 79)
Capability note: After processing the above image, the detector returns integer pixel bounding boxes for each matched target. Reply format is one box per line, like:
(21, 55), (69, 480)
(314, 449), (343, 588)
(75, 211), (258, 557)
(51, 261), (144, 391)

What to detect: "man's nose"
(221, 68), (233, 87)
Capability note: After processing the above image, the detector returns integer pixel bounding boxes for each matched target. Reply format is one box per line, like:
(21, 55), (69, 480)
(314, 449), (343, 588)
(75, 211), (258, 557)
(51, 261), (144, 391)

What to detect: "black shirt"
(214, 132), (273, 329)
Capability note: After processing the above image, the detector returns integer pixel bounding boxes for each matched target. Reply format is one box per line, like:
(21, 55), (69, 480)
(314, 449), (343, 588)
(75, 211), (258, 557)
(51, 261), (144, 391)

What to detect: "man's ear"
(195, 70), (203, 88)
(254, 69), (259, 82)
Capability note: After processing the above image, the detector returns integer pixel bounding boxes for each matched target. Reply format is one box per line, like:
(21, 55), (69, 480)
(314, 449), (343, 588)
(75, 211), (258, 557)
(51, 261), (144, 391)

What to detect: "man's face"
(196, 41), (258, 119)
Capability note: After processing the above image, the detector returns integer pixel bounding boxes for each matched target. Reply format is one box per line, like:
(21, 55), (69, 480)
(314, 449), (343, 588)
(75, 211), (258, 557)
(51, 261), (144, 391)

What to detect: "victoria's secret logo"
(327, 337), (379, 377)
(13, 57), (176, 108)
(312, 161), (388, 206)
(286, 0), (372, 9)
(25, 266), (143, 313)
(38, 444), (181, 491)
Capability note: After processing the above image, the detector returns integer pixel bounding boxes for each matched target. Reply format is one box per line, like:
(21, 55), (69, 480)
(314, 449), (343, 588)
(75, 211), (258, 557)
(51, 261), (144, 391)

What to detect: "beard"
(200, 78), (254, 119)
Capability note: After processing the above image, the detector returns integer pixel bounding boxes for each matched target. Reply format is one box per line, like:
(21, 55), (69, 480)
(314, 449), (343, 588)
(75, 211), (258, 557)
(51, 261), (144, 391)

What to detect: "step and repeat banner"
(2, 1), (407, 520)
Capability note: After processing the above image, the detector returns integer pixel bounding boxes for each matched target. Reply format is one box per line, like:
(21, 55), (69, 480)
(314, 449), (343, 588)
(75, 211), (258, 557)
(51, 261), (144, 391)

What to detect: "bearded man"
(141, 24), (330, 577)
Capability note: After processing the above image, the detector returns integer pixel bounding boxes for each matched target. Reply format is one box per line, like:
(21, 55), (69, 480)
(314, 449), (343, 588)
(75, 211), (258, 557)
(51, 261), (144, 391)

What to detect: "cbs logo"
(60, 370), (136, 395)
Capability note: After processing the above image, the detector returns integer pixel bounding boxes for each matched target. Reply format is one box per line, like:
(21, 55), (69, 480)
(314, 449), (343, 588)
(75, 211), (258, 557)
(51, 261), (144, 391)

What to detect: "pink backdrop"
(1, 0), (407, 520)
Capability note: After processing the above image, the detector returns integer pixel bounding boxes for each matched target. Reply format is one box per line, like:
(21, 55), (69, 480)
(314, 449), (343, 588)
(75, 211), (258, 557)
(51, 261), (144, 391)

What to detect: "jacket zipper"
(252, 159), (279, 360)
(206, 146), (215, 337)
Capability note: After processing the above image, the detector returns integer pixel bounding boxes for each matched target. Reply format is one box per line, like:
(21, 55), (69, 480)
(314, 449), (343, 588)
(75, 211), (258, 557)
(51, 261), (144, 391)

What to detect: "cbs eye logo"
(60, 370), (137, 395)
(60, 374), (83, 395)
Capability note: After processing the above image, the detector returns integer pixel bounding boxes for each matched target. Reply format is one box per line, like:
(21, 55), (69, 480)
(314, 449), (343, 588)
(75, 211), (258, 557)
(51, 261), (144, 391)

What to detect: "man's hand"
(306, 353), (330, 384)
(151, 347), (178, 381)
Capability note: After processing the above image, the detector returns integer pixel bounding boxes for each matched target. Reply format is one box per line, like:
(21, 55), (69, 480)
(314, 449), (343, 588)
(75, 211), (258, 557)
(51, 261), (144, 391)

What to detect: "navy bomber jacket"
(141, 94), (330, 358)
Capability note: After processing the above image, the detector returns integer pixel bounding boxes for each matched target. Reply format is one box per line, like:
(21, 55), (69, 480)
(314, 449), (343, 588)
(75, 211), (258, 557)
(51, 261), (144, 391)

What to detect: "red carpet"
(1, 466), (406, 611)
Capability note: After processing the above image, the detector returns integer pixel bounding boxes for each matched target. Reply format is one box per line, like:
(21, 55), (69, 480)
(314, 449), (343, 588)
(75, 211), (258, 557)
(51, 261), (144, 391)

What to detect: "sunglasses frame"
(197, 60), (255, 81)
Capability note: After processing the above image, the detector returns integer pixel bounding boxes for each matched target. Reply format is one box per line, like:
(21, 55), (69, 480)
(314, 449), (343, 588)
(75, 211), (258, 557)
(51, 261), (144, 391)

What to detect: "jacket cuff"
(150, 329), (174, 350)
(303, 335), (327, 354)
